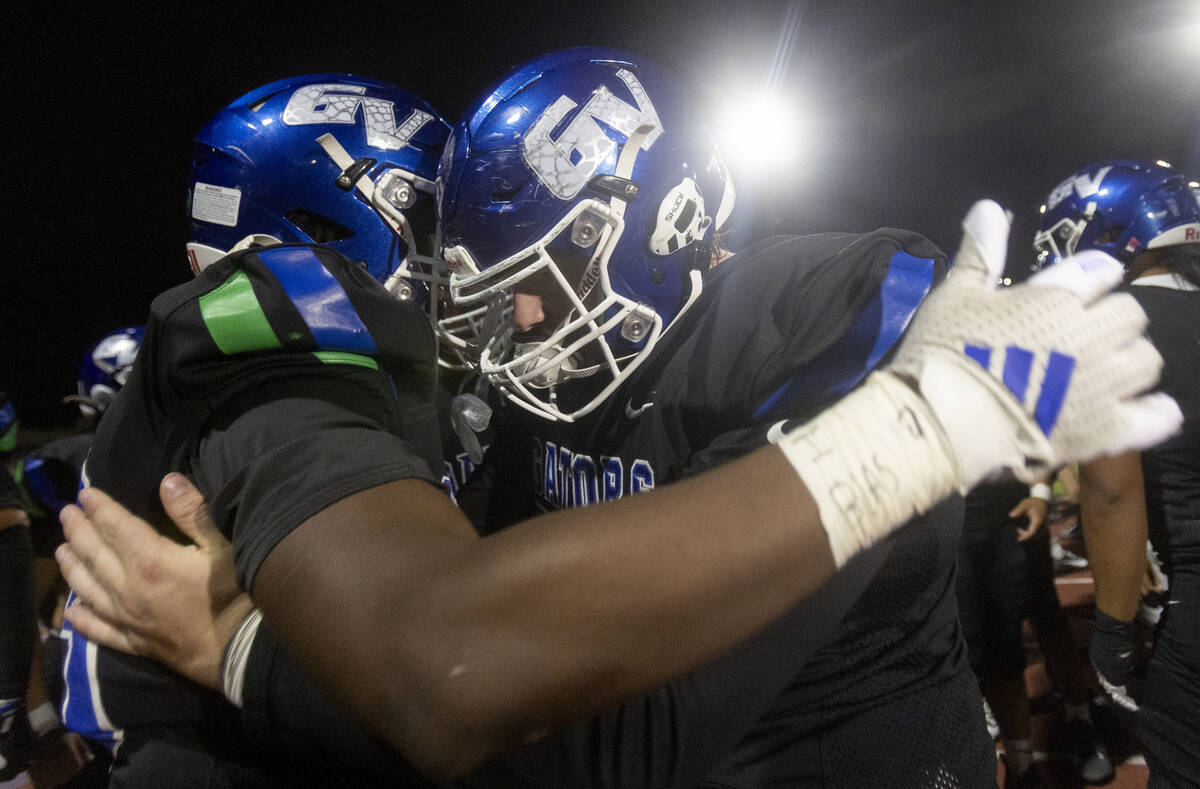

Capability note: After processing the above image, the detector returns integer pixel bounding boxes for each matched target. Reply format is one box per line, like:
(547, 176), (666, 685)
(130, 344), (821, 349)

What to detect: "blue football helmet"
(69, 326), (145, 419)
(438, 47), (736, 421)
(187, 74), (470, 364)
(1034, 159), (1200, 268)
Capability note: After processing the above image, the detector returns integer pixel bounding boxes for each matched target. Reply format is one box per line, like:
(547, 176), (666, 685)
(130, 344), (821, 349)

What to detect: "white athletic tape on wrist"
(774, 371), (960, 567)
(221, 607), (263, 708)
(1028, 482), (1052, 501)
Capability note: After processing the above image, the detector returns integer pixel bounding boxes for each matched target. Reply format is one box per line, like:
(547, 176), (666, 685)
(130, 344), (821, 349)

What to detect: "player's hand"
(890, 199), (1181, 489)
(1009, 496), (1047, 541)
(1090, 609), (1140, 711)
(56, 473), (252, 690)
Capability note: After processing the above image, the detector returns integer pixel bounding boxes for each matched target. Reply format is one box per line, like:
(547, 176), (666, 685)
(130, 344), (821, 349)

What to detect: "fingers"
(1008, 497), (1045, 541)
(58, 502), (128, 605)
(1019, 510), (1045, 541)
(1101, 336), (1164, 400)
(61, 600), (137, 655)
(1107, 392), (1183, 456)
(1079, 292), (1149, 343)
(1027, 249), (1125, 303)
(949, 199), (1010, 287)
(77, 485), (181, 586)
(159, 473), (223, 550)
(77, 486), (160, 557)
(56, 541), (121, 621)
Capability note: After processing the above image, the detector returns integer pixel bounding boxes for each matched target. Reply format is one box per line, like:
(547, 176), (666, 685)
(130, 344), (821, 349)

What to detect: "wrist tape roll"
(774, 371), (960, 567)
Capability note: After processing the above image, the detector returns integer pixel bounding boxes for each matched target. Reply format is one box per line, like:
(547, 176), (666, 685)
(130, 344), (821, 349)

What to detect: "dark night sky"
(4, 0), (1198, 427)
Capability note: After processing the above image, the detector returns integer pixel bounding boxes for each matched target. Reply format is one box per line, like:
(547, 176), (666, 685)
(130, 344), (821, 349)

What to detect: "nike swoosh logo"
(625, 398), (654, 419)
(766, 419), (788, 445)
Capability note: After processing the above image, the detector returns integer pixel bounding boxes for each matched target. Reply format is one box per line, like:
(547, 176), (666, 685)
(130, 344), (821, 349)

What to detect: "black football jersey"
(233, 230), (991, 788)
(471, 230), (994, 786)
(1129, 280), (1200, 565)
(60, 244), (444, 778)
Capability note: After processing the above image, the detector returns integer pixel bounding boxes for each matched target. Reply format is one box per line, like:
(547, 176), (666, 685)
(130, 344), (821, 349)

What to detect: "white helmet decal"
(282, 83), (433, 151)
(1045, 165), (1113, 212)
(522, 69), (663, 200)
(649, 177), (711, 256)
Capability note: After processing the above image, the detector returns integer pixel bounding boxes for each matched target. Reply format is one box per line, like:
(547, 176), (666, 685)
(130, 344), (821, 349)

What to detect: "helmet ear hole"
(285, 209), (354, 243)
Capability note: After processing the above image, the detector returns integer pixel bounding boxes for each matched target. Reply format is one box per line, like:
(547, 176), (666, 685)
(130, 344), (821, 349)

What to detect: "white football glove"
(776, 199), (1181, 567)
(890, 199), (1181, 488)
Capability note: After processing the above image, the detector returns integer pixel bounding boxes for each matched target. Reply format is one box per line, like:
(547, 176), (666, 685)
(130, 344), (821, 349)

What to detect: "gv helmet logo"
(523, 69), (663, 200)
(1045, 165), (1114, 212)
(283, 83), (433, 151)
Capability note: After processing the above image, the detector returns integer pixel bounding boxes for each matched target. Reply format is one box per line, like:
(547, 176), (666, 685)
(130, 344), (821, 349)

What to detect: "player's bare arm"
(1079, 451), (1148, 622)
(59, 200), (1180, 777)
(1079, 450), (1149, 712)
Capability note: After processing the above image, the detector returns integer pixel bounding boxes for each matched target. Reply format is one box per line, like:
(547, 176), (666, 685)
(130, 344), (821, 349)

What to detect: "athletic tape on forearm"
(221, 607), (263, 708)
(774, 371), (960, 567)
(1028, 482), (1052, 501)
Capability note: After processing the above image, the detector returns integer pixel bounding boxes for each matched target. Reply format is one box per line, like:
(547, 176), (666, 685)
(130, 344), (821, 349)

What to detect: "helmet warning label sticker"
(192, 182), (242, 227)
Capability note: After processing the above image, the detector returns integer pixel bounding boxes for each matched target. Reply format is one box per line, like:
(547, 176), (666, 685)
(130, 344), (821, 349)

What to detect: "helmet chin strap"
(316, 132), (418, 252)
(316, 132), (451, 323)
(317, 132), (376, 197)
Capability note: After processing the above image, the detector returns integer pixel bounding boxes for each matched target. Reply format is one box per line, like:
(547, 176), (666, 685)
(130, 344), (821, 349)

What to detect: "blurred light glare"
(1166, 19), (1200, 67)
(717, 93), (808, 178)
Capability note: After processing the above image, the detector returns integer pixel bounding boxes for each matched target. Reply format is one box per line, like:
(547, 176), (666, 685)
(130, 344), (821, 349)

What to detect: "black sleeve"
(238, 535), (894, 787)
(189, 377), (441, 590)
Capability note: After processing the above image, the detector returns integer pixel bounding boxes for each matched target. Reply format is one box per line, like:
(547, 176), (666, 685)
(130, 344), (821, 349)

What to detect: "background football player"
(0, 392), (35, 782)
(1035, 158), (1200, 789)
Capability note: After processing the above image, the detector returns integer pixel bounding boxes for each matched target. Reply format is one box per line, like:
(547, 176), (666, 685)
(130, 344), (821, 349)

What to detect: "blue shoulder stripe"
(257, 246), (378, 355)
(753, 249), (935, 419)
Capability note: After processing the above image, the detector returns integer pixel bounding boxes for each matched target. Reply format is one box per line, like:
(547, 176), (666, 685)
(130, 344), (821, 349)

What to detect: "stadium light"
(709, 0), (812, 186)
(715, 92), (809, 177)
